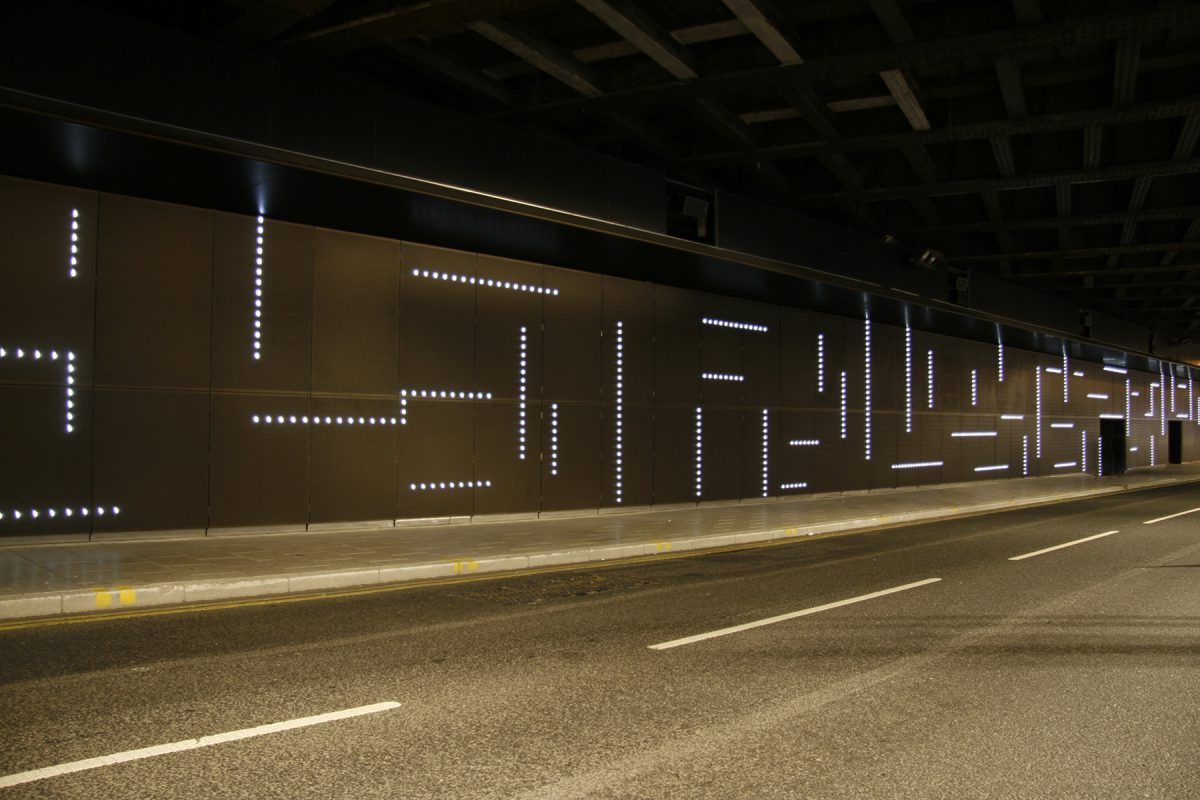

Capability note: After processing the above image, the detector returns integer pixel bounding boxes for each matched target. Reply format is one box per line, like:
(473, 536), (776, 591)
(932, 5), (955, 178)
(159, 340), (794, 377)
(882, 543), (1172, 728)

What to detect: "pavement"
(1, 465), (1199, 621)
(0, 480), (1199, 797)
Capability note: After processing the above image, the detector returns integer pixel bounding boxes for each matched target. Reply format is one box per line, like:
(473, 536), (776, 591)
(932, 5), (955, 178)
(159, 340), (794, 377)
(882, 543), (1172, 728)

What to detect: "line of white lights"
(409, 480), (491, 491)
(1129, 446), (1139, 453)
(904, 321), (913, 432)
(614, 321), (624, 504)
(410, 268), (559, 296)
(1, 345), (76, 433)
(549, 403), (559, 476)
(1151, 435), (1156, 465)
(701, 372), (744, 382)
(402, 389), (492, 400)
(1103, 365), (1127, 374)
(1189, 373), (1195, 421)
(1035, 367), (1043, 458)
(1050, 422), (1075, 429)
(1022, 434), (1029, 476)
(975, 465), (1009, 473)
(1045, 367), (1062, 374)
(253, 215), (264, 361)
(1072, 370), (1084, 378)
(927, 349), (934, 409)
(1087, 393), (1109, 400)
(1053, 461), (1077, 469)
(518, 326), (528, 460)
(1096, 435), (1102, 476)
(1098, 413), (1125, 420)
(1169, 367), (1177, 417)
(702, 317), (767, 333)
(891, 461), (943, 470)
(951, 431), (997, 438)
(0, 505), (119, 522)
(970, 369), (978, 406)
(1161, 365), (1167, 435)
(840, 371), (848, 439)
(1062, 346), (1069, 403)
(694, 406), (702, 498)
(1081, 430), (1087, 473)
(760, 408), (769, 498)
(1126, 378), (1132, 425)
(253, 414), (400, 425)
(864, 314), (872, 461)
(997, 330), (1004, 382)
(816, 333), (825, 393)
(1146, 384), (1156, 418)
(779, 482), (808, 491)
(1001, 414), (1025, 420)
(788, 439), (820, 446)
(69, 208), (79, 278)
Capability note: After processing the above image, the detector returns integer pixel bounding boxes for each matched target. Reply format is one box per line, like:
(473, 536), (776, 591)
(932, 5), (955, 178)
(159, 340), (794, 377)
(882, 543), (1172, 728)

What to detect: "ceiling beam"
(574, 0), (697, 80)
(718, 0), (801, 64)
(469, 18), (602, 96)
(879, 69), (931, 130)
(1015, 262), (1200, 278)
(893, 205), (1200, 235)
(279, 0), (554, 45)
(386, 38), (516, 107)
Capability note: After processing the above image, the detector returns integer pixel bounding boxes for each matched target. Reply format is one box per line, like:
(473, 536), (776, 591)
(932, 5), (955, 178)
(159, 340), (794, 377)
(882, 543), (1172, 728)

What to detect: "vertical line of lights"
(927, 350), (934, 408)
(1125, 379), (1131, 424)
(816, 333), (825, 393)
(1148, 383), (1156, 418)
(864, 313), (872, 461)
(694, 406), (702, 498)
(996, 327), (1004, 382)
(1022, 434), (1029, 476)
(1035, 366), (1043, 458)
(252, 215), (264, 360)
(1151, 434), (1156, 466)
(1169, 365), (1177, 416)
(1160, 364), (1167, 436)
(761, 408), (769, 498)
(1190, 371), (1195, 421)
(65, 351), (75, 433)
(1097, 435), (1102, 477)
(1081, 430), (1087, 473)
(904, 320), (913, 433)
(1062, 345), (1069, 403)
(840, 371), (848, 439)
(549, 403), (559, 476)
(68, 208), (79, 278)
(518, 326), (528, 460)
(614, 321), (624, 504)
(971, 369), (978, 407)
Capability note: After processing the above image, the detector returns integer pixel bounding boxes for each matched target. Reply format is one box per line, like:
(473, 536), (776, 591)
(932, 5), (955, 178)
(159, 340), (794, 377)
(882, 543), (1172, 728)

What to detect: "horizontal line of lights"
(779, 482), (808, 490)
(0, 347), (65, 360)
(1132, 391), (1140, 397)
(1086, 393), (1109, 400)
(1179, 383), (1189, 390)
(1050, 422), (1075, 429)
(1103, 366), (1127, 374)
(1045, 367), (1062, 374)
(0, 506), (119, 521)
(1072, 371), (1084, 378)
(1129, 446), (1139, 452)
(1053, 461), (1077, 469)
(701, 317), (768, 333)
(701, 372), (744, 382)
(409, 480), (491, 490)
(411, 268), (559, 296)
(1178, 413), (1191, 418)
(974, 465), (1009, 472)
(401, 389), (492, 400)
(951, 431), (996, 438)
(891, 461), (943, 470)
(1000, 414), (1025, 420)
(1098, 413), (1125, 420)
(253, 415), (399, 425)
(788, 439), (820, 446)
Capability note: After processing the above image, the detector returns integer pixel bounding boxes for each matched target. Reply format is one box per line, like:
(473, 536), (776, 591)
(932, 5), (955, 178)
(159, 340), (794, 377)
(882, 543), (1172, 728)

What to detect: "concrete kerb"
(1, 475), (1197, 623)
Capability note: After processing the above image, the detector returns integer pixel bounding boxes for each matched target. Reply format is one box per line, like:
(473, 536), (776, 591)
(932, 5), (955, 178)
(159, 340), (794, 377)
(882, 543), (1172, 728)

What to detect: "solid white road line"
(648, 578), (942, 651)
(1143, 507), (1200, 525)
(0, 701), (401, 789)
(1008, 531), (1118, 561)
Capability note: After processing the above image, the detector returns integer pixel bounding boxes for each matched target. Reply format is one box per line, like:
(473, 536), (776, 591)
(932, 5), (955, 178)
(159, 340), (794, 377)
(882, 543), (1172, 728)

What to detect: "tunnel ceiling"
(70, 0), (1200, 344)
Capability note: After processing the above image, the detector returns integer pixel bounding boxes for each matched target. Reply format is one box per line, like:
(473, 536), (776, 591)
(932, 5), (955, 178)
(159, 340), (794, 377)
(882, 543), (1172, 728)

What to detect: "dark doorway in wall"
(1100, 418), (1127, 476)
(1168, 420), (1183, 464)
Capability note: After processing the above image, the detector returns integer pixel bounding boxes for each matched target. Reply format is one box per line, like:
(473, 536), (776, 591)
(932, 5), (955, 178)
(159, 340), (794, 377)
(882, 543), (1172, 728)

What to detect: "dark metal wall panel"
(544, 267), (602, 403)
(779, 308), (815, 410)
(601, 277), (653, 508)
(94, 194), (213, 390)
(209, 395), (309, 528)
(211, 212), (314, 393)
(701, 409), (743, 502)
(652, 406), (696, 505)
(308, 398), (398, 524)
(653, 285), (701, 407)
(743, 302), (781, 410)
(311, 229), (399, 397)
(92, 389), (209, 533)
(398, 402), (475, 520)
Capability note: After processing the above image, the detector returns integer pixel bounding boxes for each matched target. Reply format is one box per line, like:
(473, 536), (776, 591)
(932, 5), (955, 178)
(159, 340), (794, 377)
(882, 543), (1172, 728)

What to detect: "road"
(1, 483), (1199, 799)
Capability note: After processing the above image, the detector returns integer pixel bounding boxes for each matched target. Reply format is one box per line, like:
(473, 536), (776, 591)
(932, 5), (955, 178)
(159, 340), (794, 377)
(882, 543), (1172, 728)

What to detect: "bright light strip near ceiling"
(411, 268), (559, 296)
(1053, 461), (1077, 469)
(1081, 430), (1087, 473)
(970, 369), (978, 407)
(864, 313), (872, 461)
(927, 349), (934, 409)
(1022, 434), (1029, 476)
(891, 461), (943, 470)
(779, 482), (808, 491)
(839, 371), (848, 439)
(252, 215), (264, 361)
(6, 347), (79, 434)
(69, 208), (79, 278)
(816, 333), (825, 393)
(788, 439), (820, 446)
(1103, 365), (1127, 374)
(974, 464), (1008, 472)
(997, 327), (1004, 382)
(950, 431), (997, 438)
(409, 480), (491, 491)
(1000, 414), (1025, 420)
(702, 317), (767, 333)
(549, 403), (559, 477)
(760, 408), (769, 498)
(1035, 367), (1043, 458)
(252, 414), (398, 425)
(402, 389), (492, 400)
(1050, 422), (1075, 429)
(518, 326), (528, 461)
(701, 372), (744, 382)
(694, 406), (702, 499)
(614, 321), (624, 504)
(0, 505), (119, 523)
(904, 320), (913, 432)
(1062, 346), (1069, 403)
(1087, 393), (1109, 400)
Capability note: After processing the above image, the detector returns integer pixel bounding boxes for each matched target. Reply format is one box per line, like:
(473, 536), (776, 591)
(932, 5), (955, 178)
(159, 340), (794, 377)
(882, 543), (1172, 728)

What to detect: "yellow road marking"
(117, 586), (136, 605)
(92, 589), (111, 609)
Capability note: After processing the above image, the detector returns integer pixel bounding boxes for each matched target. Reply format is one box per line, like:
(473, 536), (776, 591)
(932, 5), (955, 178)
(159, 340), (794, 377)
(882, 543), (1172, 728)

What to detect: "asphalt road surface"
(2, 483), (1199, 799)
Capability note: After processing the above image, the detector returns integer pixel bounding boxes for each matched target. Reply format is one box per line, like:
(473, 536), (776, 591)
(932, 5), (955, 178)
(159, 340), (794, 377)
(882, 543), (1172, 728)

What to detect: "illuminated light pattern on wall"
(1045, 367), (1062, 374)
(252, 215), (264, 361)
(411, 268), (559, 296)
(1087, 393), (1109, 400)
(951, 431), (997, 438)
(1126, 379), (1132, 423)
(1103, 366), (1127, 375)
(702, 317), (767, 333)
(1169, 367), (1177, 416)
(904, 321), (913, 433)
(816, 333), (825, 393)
(1081, 430), (1087, 473)
(694, 406), (702, 498)
(1062, 347), (1069, 403)
(1001, 414), (1025, 421)
(518, 326), (528, 460)
(701, 372), (744, 382)
(1160, 366), (1167, 436)
(864, 314), (872, 461)
(409, 480), (491, 491)
(65, 352), (75, 433)
(891, 461), (943, 470)
(0, 505), (120, 523)
(1035, 367), (1043, 458)
(1098, 414), (1125, 420)
(970, 369), (978, 406)
(997, 329), (1004, 382)
(403, 389), (492, 400)
(1022, 435), (1029, 476)
(779, 482), (808, 491)
(69, 208), (79, 278)
(1097, 436), (1102, 476)
(789, 439), (820, 446)
(1189, 374), (1195, 421)
(1073, 371), (1084, 378)
(1053, 461), (1078, 469)
(252, 414), (399, 425)
(760, 408), (769, 498)
(1151, 435), (1156, 465)
(1129, 446), (1139, 453)
(1, 345), (76, 433)
(614, 321), (624, 504)
(1146, 383), (1157, 417)
(975, 465), (1009, 473)
(1050, 422), (1075, 429)
(839, 371), (847, 439)
(927, 350), (934, 409)
(549, 403), (559, 477)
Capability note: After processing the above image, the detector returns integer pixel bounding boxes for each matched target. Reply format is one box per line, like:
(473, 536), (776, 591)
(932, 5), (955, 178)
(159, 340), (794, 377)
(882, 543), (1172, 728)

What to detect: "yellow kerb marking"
(117, 586), (136, 605)
(785, 527), (798, 536)
(93, 589), (112, 609)
(453, 560), (479, 575)
(655, 541), (672, 552)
